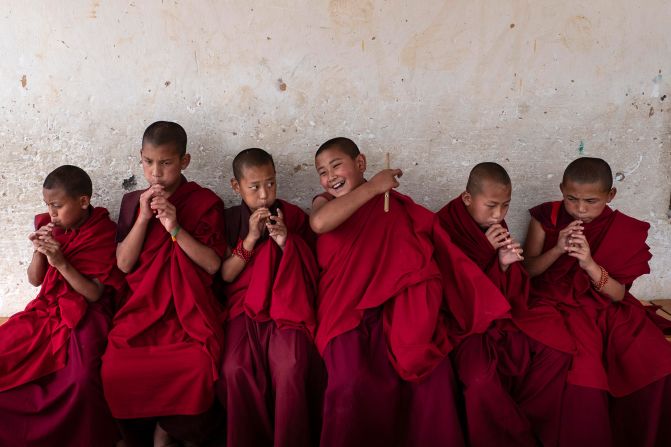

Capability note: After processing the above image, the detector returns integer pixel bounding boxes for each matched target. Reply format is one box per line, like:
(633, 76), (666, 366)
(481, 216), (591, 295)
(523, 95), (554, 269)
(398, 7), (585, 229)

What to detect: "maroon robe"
(437, 197), (570, 447)
(102, 179), (227, 442)
(217, 199), (324, 447)
(525, 201), (671, 447)
(316, 190), (510, 447)
(0, 208), (123, 447)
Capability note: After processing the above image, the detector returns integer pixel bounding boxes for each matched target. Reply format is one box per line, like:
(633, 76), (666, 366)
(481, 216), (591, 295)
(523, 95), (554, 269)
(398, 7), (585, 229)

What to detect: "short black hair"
(315, 137), (361, 159)
(43, 165), (93, 198)
(562, 157), (613, 191)
(142, 121), (187, 156)
(232, 148), (276, 180)
(466, 162), (512, 194)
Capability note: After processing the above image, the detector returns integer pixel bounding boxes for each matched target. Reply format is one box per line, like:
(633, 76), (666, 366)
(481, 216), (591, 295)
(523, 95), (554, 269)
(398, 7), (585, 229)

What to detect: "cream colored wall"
(1, 0), (670, 314)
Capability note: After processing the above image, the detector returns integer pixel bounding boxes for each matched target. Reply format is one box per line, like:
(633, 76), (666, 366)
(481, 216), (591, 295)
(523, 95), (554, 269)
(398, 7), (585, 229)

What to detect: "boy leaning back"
(311, 138), (510, 447)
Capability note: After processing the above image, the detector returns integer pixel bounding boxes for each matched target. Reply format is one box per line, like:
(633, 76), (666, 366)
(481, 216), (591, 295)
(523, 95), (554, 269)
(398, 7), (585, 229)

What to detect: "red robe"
(217, 200), (324, 447)
(524, 201), (671, 395)
(437, 197), (570, 447)
(316, 191), (509, 447)
(316, 191), (510, 380)
(0, 207), (123, 447)
(102, 179), (227, 420)
(526, 201), (671, 447)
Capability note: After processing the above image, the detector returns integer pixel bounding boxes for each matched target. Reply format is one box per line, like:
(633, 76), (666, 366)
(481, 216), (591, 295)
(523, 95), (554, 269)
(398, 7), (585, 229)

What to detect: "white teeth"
(331, 181), (344, 189)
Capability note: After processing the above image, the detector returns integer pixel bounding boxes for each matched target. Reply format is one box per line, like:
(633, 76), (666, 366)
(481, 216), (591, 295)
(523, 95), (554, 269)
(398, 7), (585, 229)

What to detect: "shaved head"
(315, 137), (361, 159)
(562, 157), (613, 191)
(466, 162), (511, 194)
(232, 148), (276, 180)
(43, 165), (92, 198)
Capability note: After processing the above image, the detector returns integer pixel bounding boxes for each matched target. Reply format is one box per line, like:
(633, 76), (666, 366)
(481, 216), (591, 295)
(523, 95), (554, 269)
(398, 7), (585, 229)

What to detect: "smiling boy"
(311, 138), (511, 447)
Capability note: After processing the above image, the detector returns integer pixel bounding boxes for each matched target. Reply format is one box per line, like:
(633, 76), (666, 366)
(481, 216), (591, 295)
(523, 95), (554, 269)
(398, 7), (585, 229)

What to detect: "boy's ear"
(230, 178), (240, 194)
(180, 153), (191, 170)
(461, 191), (472, 206)
(607, 187), (617, 202)
(355, 154), (367, 172)
(79, 195), (91, 209)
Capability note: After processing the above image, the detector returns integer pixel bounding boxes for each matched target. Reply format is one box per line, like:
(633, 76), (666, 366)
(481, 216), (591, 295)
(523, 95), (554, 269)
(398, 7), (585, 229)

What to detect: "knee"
(272, 354), (309, 390)
(221, 356), (253, 387)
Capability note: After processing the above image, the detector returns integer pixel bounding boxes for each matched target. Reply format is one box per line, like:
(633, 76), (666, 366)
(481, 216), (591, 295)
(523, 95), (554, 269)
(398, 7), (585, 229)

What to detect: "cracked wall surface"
(1, 0), (670, 314)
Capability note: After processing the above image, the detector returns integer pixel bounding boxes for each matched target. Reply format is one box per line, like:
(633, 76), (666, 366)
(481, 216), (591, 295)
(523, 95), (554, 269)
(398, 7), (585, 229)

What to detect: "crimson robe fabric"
(0, 208), (122, 391)
(524, 201), (671, 396)
(0, 207), (123, 446)
(437, 197), (570, 447)
(315, 191), (510, 381)
(316, 190), (510, 446)
(102, 179), (227, 419)
(222, 199), (317, 334)
(217, 200), (324, 447)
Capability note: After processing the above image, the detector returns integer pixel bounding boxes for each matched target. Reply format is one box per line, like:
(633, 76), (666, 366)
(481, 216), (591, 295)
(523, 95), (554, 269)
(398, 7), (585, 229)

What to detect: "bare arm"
(172, 227), (222, 275)
(310, 169), (402, 234)
(522, 218), (562, 277)
(151, 192), (222, 276)
(567, 233), (626, 302)
(221, 207), (275, 282)
(27, 250), (49, 286)
(116, 217), (150, 273)
(27, 223), (54, 286)
(116, 188), (155, 273)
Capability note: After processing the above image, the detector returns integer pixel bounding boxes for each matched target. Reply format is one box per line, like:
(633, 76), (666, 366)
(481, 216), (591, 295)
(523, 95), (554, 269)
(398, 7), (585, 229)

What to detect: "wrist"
(169, 225), (181, 242)
(243, 235), (258, 250)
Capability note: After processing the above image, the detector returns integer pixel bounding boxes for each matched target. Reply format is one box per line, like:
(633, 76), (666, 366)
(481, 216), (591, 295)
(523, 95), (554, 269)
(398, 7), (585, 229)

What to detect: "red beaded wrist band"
(592, 265), (609, 292)
(232, 239), (254, 263)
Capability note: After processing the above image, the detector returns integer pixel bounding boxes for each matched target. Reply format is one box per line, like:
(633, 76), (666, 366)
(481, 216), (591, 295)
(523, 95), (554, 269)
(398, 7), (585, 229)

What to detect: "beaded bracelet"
(232, 239), (254, 263)
(592, 265), (609, 292)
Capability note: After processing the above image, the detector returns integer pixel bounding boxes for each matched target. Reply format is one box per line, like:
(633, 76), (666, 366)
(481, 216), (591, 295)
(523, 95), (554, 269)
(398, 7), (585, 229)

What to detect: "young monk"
(0, 165), (122, 447)
(312, 138), (511, 447)
(437, 162), (570, 447)
(523, 157), (671, 447)
(217, 148), (324, 447)
(101, 121), (227, 446)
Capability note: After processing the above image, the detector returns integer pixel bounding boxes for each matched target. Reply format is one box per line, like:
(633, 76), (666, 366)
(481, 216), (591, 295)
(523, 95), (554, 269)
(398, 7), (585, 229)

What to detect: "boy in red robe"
(101, 121), (227, 446)
(217, 148), (324, 447)
(437, 162), (570, 447)
(0, 165), (123, 447)
(311, 138), (511, 447)
(523, 157), (671, 447)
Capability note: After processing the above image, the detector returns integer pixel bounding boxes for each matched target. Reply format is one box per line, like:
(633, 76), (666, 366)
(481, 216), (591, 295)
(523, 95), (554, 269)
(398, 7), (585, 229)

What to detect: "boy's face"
(461, 180), (512, 229)
(231, 163), (277, 211)
(42, 187), (90, 230)
(315, 148), (366, 198)
(140, 143), (190, 195)
(560, 180), (616, 223)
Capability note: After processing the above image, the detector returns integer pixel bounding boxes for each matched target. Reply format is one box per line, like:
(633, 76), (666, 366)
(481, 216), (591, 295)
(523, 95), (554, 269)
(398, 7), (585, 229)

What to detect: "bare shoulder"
(523, 217), (546, 256)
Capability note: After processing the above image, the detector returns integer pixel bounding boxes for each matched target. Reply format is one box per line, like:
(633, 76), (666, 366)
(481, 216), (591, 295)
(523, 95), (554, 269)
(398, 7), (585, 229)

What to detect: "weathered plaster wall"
(1, 0), (670, 314)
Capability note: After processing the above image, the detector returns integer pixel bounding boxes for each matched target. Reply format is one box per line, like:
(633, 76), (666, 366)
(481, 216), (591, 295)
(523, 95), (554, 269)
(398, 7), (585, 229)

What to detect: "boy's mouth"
(330, 180), (345, 191)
